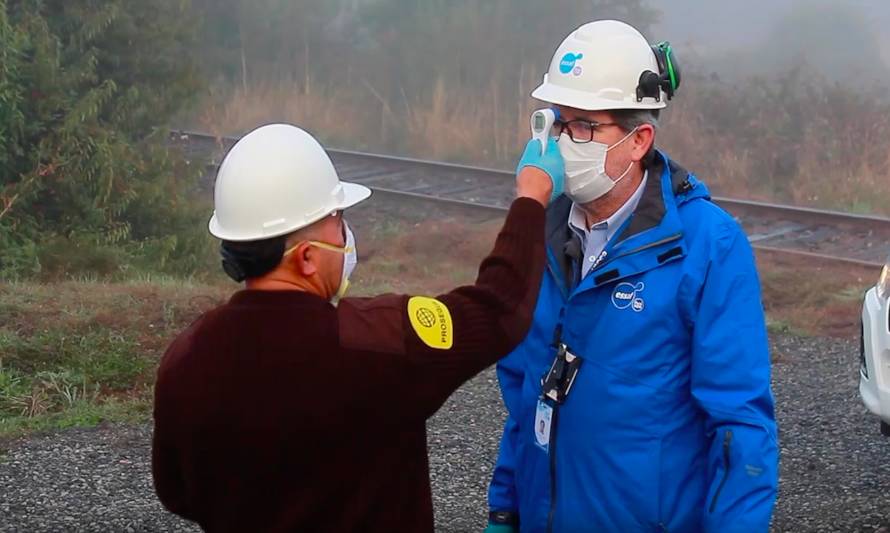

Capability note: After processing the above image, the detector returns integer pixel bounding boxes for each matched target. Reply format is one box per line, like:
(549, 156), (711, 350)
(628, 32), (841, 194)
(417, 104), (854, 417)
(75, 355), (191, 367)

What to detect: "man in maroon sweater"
(152, 123), (563, 532)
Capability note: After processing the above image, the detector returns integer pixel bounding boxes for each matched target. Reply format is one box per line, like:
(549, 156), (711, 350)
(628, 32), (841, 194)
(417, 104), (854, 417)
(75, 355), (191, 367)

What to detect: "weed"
(0, 398), (149, 441)
(766, 318), (811, 338)
(0, 219), (874, 441)
(0, 281), (225, 439)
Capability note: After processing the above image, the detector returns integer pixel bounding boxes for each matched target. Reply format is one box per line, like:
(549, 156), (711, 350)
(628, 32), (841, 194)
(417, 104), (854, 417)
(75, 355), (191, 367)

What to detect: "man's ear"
(283, 241), (318, 277)
(631, 124), (655, 163)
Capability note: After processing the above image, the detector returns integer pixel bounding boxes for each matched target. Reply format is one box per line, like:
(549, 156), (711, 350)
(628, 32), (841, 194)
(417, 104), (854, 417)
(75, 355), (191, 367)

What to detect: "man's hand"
(484, 510), (519, 533)
(514, 137), (564, 207)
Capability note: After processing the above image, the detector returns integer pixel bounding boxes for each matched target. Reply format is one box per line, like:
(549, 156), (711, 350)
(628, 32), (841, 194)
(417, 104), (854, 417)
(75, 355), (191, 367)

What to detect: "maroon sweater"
(152, 198), (545, 532)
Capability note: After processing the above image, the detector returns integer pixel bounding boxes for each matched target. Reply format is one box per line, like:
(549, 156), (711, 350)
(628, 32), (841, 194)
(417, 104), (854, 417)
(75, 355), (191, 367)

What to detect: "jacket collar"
(615, 151), (690, 243)
(544, 150), (703, 293)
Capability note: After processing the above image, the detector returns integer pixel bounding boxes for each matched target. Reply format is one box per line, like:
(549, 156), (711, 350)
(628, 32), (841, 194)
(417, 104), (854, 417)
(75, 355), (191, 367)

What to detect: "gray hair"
(609, 109), (660, 133)
(609, 109), (660, 167)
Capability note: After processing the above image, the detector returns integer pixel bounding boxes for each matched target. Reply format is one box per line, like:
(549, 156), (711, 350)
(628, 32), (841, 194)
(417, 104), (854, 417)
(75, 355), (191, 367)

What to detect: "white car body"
(860, 260), (890, 435)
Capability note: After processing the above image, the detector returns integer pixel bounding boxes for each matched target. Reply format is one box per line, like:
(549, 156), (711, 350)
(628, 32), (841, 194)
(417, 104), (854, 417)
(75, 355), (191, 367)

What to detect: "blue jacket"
(488, 151), (778, 533)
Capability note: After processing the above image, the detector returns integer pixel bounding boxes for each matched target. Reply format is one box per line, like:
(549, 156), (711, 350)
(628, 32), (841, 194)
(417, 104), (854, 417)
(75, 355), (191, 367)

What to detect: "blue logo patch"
(558, 53), (584, 74)
(611, 282), (645, 312)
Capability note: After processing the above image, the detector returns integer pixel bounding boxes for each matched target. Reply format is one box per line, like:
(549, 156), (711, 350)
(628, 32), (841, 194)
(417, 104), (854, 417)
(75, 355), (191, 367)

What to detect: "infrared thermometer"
(530, 108), (556, 155)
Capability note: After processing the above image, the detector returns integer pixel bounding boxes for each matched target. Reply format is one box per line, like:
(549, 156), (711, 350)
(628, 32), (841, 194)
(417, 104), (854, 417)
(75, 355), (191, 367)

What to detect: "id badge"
(541, 345), (583, 404)
(534, 399), (553, 451)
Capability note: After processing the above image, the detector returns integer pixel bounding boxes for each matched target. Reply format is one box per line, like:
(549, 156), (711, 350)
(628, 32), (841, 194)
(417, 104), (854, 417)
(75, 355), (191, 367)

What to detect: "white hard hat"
(532, 20), (676, 111)
(208, 124), (371, 241)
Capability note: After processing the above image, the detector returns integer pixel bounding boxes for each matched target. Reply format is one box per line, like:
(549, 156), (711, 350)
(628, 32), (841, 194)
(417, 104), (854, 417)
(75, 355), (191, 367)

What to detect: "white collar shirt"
(568, 170), (648, 279)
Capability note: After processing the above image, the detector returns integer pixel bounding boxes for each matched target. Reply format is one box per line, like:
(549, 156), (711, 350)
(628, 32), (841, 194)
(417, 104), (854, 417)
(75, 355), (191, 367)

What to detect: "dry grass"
(756, 252), (875, 338)
(197, 75), (890, 216)
(0, 280), (228, 440)
(1, 208), (876, 440)
(0, 212), (495, 440)
(196, 80), (370, 147)
(196, 74), (540, 167)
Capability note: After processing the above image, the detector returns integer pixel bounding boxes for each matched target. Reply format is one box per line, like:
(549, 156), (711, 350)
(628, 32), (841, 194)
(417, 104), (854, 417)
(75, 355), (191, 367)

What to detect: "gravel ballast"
(1, 334), (888, 532)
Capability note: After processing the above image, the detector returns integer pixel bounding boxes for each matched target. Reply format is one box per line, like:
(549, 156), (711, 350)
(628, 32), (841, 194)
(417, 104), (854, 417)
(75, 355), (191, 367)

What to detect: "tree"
(0, 0), (208, 279)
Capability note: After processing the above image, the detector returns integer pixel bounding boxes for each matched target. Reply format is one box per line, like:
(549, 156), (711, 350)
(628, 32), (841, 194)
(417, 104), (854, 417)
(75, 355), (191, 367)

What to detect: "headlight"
(879, 252), (890, 300)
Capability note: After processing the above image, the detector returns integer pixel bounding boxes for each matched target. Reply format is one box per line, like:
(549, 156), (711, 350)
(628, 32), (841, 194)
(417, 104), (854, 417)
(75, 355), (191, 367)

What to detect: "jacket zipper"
(709, 429), (733, 513)
(541, 233), (684, 530)
(546, 249), (570, 300)
(592, 233), (683, 275)
(546, 404), (560, 533)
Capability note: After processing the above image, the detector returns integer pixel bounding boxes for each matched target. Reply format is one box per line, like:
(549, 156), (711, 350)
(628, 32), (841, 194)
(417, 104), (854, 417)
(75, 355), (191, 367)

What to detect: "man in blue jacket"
(486, 20), (778, 533)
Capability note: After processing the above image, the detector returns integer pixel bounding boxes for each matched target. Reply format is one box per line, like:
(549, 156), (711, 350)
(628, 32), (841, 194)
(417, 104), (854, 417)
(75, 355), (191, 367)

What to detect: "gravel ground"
(1, 334), (889, 532)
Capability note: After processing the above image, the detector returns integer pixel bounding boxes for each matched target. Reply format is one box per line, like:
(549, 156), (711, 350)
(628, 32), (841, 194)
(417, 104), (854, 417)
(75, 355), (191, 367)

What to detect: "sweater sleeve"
(151, 322), (202, 524)
(152, 418), (196, 521)
(337, 197), (546, 420)
(152, 375), (196, 521)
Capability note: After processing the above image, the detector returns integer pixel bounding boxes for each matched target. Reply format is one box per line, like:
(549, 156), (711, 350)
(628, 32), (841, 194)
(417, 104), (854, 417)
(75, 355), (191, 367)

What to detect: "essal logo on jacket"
(611, 281), (645, 312)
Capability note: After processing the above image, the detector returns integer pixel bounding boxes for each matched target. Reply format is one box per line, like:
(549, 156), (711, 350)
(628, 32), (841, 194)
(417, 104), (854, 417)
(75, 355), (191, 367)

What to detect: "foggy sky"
(653, 0), (890, 71)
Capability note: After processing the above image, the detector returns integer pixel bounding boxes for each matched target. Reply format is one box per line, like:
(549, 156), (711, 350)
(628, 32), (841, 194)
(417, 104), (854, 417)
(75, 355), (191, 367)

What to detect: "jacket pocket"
(709, 429), (733, 513)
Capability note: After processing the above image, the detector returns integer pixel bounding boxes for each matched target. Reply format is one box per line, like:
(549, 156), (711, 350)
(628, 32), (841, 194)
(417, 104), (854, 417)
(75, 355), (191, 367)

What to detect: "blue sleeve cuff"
(484, 524), (517, 533)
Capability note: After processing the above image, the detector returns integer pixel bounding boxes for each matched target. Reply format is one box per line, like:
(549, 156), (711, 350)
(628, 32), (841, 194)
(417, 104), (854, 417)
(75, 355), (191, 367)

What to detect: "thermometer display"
(529, 108), (556, 155)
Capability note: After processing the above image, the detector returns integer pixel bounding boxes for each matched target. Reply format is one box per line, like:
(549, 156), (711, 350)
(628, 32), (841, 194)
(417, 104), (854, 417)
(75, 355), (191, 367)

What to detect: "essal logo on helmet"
(559, 52), (583, 75)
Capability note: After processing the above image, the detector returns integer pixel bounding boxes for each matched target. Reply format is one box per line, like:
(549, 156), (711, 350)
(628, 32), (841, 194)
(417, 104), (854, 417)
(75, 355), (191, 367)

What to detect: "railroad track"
(171, 130), (890, 269)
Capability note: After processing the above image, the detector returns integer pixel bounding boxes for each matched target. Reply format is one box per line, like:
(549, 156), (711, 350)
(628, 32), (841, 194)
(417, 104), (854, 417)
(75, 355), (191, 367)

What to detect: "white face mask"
(333, 221), (357, 304)
(558, 127), (637, 205)
(284, 219), (358, 304)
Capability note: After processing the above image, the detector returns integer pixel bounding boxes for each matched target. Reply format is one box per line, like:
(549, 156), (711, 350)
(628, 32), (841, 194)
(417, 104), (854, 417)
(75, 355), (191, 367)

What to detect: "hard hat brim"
(338, 181), (372, 211)
(531, 81), (666, 112)
(208, 182), (372, 242)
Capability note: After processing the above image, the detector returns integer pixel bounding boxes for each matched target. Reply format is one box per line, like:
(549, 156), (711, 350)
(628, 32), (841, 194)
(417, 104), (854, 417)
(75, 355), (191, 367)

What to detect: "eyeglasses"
(551, 119), (621, 143)
(283, 213), (353, 257)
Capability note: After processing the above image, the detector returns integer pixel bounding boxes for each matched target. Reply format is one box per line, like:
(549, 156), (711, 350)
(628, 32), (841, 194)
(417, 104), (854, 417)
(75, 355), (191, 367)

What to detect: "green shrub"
(0, 0), (211, 281)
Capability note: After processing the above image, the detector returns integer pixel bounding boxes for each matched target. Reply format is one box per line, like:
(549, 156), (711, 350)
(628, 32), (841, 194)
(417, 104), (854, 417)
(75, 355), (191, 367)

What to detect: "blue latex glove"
(483, 524), (517, 533)
(516, 137), (565, 203)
